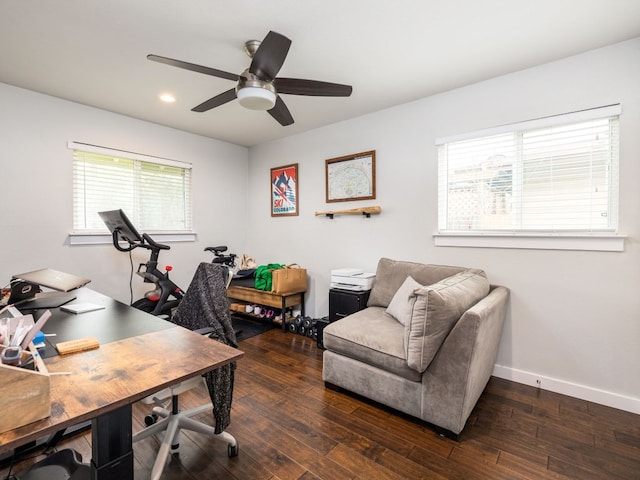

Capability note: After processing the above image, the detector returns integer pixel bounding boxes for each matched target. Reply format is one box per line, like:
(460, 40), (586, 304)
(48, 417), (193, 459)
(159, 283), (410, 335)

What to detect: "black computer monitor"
(98, 209), (144, 245)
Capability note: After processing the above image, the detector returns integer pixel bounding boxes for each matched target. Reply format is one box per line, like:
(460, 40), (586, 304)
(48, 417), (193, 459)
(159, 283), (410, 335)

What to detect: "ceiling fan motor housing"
(236, 71), (276, 110)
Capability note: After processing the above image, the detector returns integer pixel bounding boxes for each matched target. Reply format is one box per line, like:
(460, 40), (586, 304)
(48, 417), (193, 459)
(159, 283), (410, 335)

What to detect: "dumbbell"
(305, 318), (317, 338)
(289, 315), (303, 334)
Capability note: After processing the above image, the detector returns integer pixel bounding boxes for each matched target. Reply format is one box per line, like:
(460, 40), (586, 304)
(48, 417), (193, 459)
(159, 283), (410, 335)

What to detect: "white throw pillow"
(385, 276), (423, 325)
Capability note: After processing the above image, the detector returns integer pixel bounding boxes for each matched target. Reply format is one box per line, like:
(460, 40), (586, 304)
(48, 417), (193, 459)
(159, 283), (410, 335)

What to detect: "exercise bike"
(100, 210), (240, 317)
(99, 209), (185, 318)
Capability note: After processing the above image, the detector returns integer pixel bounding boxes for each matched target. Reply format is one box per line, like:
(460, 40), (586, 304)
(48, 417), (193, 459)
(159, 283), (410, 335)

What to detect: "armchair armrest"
(421, 285), (510, 434)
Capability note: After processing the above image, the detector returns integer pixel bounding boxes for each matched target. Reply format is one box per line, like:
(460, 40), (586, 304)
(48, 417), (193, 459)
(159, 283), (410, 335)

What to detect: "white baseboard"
(492, 364), (640, 415)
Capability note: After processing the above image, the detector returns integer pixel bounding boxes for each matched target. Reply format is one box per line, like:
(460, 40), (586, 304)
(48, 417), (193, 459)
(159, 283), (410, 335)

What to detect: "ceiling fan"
(147, 31), (353, 126)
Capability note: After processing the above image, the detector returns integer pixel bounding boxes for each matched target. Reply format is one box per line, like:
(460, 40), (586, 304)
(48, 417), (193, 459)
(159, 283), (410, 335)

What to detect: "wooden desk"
(0, 289), (243, 479)
(227, 285), (305, 331)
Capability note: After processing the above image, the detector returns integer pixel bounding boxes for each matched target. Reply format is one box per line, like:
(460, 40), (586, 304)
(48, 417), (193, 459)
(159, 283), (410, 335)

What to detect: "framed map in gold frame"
(325, 150), (376, 203)
(271, 163), (299, 216)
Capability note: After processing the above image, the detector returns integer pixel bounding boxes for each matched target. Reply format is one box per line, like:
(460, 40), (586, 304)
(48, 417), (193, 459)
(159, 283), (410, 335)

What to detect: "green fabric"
(254, 263), (284, 290)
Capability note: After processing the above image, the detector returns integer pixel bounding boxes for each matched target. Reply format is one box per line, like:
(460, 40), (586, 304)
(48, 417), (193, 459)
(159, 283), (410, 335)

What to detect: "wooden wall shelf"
(314, 206), (381, 219)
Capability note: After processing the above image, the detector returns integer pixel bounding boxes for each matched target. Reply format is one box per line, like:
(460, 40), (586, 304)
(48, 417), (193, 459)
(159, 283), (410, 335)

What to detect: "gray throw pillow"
(385, 276), (422, 325)
(405, 269), (490, 372)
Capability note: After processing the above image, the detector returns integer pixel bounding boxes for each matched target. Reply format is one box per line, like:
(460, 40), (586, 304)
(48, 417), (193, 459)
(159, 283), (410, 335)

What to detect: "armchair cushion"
(405, 268), (489, 372)
(322, 307), (422, 382)
(386, 276), (422, 325)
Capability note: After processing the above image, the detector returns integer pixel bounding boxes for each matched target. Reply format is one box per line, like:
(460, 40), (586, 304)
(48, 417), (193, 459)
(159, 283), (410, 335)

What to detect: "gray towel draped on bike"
(171, 262), (238, 434)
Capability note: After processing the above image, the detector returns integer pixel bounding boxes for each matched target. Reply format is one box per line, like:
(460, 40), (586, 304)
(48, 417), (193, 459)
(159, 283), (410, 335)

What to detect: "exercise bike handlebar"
(142, 233), (170, 251)
(111, 229), (138, 252)
(110, 229), (170, 253)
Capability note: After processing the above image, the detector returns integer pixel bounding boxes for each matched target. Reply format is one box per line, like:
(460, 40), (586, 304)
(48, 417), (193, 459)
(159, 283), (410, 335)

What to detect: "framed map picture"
(325, 150), (376, 203)
(271, 163), (299, 216)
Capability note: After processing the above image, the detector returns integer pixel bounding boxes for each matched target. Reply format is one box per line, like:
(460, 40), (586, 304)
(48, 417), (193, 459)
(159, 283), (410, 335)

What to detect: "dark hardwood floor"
(3, 329), (639, 479)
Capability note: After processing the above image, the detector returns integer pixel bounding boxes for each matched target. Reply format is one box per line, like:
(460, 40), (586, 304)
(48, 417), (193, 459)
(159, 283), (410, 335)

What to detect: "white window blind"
(436, 105), (620, 234)
(70, 142), (192, 233)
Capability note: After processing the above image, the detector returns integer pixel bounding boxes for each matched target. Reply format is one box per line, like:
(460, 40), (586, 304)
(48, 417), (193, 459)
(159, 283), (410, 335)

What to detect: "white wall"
(247, 38), (640, 412)
(0, 83), (249, 303)
(1, 38), (637, 414)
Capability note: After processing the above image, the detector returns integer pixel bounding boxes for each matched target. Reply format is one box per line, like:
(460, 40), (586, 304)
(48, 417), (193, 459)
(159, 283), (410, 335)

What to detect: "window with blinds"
(70, 142), (192, 233)
(436, 105), (620, 234)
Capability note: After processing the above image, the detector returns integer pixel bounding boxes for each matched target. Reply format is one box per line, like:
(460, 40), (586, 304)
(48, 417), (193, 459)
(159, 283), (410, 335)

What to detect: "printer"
(330, 268), (375, 292)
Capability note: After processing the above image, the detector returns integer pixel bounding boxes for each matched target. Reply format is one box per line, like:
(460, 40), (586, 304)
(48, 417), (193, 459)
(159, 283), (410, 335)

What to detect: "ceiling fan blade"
(249, 31), (291, 81)
(274, 78), (353, 97)
(268, 96), (294, 126)
(147, 54), (238, 82)
(192, 88), (237, 112)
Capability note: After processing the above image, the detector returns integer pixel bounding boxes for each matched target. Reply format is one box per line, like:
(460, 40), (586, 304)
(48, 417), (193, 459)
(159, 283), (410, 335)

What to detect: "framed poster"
(325, 150), (376, 203)
(271, 163), (299, 217)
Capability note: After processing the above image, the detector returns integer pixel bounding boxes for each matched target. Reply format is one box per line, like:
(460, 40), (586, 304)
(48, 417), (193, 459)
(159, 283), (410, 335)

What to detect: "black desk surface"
(22, 288), (174, 358)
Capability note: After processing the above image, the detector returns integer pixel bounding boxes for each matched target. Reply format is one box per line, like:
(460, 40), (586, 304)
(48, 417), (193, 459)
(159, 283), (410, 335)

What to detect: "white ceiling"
(2, 1), (640, 147)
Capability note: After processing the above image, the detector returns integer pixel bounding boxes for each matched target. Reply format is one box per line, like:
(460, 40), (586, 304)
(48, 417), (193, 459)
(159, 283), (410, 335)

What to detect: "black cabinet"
(329, 289), (370, 322)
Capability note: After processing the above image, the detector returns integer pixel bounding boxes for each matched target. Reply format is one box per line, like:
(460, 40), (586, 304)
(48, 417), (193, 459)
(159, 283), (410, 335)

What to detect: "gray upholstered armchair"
(322, 258), (509, 437)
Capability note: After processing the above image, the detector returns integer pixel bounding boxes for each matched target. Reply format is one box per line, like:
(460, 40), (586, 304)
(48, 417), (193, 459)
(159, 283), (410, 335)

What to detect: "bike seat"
(205, 246), (227, 254)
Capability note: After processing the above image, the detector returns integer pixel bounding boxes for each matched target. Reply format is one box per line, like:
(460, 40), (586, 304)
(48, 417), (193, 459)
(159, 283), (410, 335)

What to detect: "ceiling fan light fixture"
(237, 86), (276, 110)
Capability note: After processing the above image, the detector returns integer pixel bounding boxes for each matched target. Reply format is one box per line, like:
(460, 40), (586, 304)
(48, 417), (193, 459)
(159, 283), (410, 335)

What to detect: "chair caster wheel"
(144, 413), (158, 426)
(228, 443), (239, 457)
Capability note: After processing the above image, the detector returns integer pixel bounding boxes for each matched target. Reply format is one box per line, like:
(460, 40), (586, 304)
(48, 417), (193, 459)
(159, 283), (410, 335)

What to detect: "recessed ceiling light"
(159, 93), (176, 103)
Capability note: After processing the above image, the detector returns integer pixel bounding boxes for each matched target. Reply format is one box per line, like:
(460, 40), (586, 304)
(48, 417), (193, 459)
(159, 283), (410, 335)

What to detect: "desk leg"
(91, 404), (133, 480)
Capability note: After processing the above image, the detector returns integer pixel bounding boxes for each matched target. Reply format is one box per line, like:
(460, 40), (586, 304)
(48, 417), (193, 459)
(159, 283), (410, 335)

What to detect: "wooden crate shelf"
(226, 285), (305, 332)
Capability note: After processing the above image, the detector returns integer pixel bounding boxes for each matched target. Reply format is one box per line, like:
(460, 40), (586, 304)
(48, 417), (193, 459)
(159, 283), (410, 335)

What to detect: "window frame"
(434, 105), (625, 252)
(68, 142), (195, 245)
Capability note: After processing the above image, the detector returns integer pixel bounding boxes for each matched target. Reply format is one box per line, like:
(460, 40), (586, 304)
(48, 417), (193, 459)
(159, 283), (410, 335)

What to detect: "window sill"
(69, 232), (197, 245)
(433, 232), (625, 252)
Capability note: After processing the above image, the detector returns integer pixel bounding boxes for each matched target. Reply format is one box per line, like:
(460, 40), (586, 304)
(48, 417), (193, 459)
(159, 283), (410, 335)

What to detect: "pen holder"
(0, 343), (50, 434)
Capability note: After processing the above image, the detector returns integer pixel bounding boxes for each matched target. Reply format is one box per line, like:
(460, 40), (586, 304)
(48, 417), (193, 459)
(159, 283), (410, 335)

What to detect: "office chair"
(132, 262), (239, 480)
